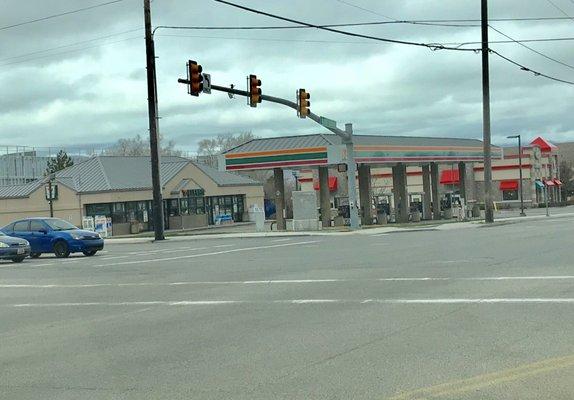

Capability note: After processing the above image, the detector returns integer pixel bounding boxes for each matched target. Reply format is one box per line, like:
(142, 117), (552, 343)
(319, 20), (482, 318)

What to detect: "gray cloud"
(1, 0), (574, 152)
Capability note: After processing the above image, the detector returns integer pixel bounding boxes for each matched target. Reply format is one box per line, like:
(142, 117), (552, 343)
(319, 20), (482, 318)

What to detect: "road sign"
(320, 116), (337, 130)
(202, 73), (211, 94)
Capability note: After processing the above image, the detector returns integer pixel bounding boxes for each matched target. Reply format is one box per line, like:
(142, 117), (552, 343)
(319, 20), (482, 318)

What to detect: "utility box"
(249, 204), (266, 232)
(292, 191), (319, 231)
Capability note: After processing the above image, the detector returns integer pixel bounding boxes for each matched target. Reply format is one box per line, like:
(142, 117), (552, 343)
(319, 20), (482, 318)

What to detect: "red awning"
(313, 176), (338, 192)
(440, 169), (459, 185)
(499, 180), (518, 191)
(554, 179), (563, 186)
(545, 180), (555, 186)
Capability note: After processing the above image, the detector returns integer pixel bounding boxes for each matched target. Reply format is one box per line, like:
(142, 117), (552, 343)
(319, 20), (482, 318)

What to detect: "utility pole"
(481, 0), (494, 223)
(144, 0), (165, 240)
(344, 123), (360, 230)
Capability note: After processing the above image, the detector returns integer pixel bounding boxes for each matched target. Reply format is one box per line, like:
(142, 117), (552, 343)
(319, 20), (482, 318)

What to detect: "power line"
(0, 28), (142, 63)
(212, 0), (481, 52)
(332, 0), (395, 21)
(0, 0), (127, 31)
(153, 15), (574, 33)
(0, 36), (141, 67)
(489, 49), (574, 84)
(158, 33), (378, 45)
(488, 24), (574, 70)
(450, 37), (574, 46)
(544, 0), (574, 22)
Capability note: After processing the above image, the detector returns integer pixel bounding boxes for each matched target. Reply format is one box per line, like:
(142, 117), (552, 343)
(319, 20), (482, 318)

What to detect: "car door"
(11, 220), (31, 243)
(29, 220), (50, 253)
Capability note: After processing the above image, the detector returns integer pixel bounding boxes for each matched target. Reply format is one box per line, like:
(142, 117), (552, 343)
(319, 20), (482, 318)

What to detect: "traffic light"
(248, 74), (262, 107)
(188, 60), (203, 96)
(297, 89), (310, 118)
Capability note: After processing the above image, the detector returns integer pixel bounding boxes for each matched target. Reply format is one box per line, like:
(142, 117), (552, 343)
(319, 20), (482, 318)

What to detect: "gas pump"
(375, 194), (392, 224)
(409, 193), (423, 222)
(441, 192), (466, 220)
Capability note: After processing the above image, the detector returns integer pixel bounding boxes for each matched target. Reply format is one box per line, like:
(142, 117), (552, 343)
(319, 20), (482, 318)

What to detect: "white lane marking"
(0, 262), (55, 269)
(127, 247), (207, 255)
(93, 241), (321, 267)
(4, 276), (574, 289)
(11, 300), (245, 307)
(438, 260), (473, 264)
(212, 244), (234, 248)
(9, 298), (574, 308)
(270, 238), (292, 243)
(243, 279), (341, 284)
(99, 255), (131, 261)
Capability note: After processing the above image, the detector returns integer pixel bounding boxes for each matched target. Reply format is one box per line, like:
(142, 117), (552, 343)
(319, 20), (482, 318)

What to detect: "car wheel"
(53, 241), (70, 258)
(12, 256), (25, 263)
(82, 250), (97, 256)
(30, 253), (42, 259)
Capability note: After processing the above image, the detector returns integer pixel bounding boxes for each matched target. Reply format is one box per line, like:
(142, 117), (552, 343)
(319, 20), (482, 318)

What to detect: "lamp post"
(507, 135), (526, 216)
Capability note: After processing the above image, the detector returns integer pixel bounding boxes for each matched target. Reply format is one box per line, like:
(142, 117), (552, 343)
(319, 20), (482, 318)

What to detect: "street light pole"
(508, 135), (526, 216)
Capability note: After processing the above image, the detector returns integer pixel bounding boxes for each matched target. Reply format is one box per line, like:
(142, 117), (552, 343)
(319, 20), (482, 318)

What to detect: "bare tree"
(197, 132), (256, 167)
(105, 134), (182, 156)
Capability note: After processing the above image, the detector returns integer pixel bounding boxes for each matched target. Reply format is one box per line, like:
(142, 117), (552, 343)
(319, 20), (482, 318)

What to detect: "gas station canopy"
(221, 134), (504, 171)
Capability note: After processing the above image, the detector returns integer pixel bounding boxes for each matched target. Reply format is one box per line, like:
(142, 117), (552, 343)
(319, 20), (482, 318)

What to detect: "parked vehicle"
(1, 218), (104, 258)
(0, 231), (31, 263)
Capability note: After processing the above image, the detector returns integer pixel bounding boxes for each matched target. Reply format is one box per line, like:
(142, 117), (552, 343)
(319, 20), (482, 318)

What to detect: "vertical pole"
(518, 135), (525, 216)
(318, 166), (331, 228)
(144, 0), (165, 240)
(430, 162), (441, 220)
(545, 185), (550, 217)
(555, 154), (561, 203)
(481, 0), (494, 223)
(458, 161), (466, 200)
(48, 178), (54, 217)
(358, 164), (373, 225)
(422, 164), (432, 220)
(345, 123), (360, 230)
(273, 168), (286, 230)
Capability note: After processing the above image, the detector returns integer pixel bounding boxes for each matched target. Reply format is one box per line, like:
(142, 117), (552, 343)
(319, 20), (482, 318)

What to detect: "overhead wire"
(213, 0), (574, 85)
(488, 24), (574, 70)
(0, 0), (127, 31)
(0, 36), (141, 67)
(212, 0), (481, 52)
(489, 49), (574, 84)
(0, 28), (142, 63)
(544, 0), (574, 22)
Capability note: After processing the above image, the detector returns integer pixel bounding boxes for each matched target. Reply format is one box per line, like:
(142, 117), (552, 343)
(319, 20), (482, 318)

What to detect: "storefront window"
(180, 198), (189, 215)
(503, 190), (518, 201)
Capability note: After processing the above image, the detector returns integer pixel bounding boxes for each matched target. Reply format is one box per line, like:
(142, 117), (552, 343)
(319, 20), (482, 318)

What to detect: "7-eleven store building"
(296, 135), (562, 212)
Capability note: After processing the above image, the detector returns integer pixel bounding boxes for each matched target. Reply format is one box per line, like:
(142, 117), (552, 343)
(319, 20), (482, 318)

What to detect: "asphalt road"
(1, 217), (574, 399)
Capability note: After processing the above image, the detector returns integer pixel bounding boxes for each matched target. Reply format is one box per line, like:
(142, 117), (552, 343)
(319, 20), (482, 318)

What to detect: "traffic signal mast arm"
(177, 78), (350, 141)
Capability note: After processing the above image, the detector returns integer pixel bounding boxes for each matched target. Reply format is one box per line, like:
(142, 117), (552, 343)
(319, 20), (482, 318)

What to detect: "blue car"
(1, 217), (104, 258)
(0, 231), (31, 263)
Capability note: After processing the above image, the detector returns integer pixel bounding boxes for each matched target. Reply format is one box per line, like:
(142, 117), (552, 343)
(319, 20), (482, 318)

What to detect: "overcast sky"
(1, 0), (574, 153)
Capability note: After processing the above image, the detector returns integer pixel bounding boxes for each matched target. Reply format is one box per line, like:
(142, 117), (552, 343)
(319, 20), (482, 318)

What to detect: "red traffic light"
(249, 74), (262, 107)
(298, 89), (310, 118)
(188, 60), (203, 96)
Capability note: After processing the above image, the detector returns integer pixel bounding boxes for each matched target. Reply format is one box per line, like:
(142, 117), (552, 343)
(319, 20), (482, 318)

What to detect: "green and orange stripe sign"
(225, 147), (328, 170)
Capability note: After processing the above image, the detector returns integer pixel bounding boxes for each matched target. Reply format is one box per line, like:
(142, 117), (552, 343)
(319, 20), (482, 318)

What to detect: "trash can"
(377, 212), (388, 225)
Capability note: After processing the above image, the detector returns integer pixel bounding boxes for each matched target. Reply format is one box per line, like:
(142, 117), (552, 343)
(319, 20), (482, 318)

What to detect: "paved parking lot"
(1, 217), (574, 399)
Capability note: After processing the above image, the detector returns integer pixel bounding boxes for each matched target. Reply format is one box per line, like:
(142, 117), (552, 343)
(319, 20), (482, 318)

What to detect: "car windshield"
(44, 219), (77, 231)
